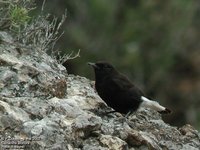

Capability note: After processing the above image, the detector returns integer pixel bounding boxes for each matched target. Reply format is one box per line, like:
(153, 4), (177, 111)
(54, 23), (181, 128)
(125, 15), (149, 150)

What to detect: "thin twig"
(41, 0), (46, 12)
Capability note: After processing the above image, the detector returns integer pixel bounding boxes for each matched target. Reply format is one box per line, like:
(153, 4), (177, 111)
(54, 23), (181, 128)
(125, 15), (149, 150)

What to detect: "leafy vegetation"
(0, 0), (77, 63)
(9, 6), (30, 29)
(0, 0), (33, 30)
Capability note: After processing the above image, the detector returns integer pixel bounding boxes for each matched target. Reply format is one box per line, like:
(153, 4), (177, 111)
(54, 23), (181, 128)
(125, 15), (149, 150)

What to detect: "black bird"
(88, 61), (171, 116)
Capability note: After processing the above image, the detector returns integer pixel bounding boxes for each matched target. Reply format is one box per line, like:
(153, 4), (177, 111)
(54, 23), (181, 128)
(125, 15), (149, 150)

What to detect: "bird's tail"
(140, 96), (171, 114)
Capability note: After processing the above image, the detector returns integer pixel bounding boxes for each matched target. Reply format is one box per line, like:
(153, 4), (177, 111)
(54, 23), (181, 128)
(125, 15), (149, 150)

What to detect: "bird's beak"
(87, 62), (99, 69)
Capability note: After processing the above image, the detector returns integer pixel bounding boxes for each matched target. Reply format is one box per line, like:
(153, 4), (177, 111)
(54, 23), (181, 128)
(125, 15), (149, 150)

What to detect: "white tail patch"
(140, 96), (166, 112)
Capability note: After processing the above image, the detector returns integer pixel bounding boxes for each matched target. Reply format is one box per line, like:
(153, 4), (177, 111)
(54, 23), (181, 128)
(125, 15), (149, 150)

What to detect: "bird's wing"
(110, 73), (144, 98)
(109, 74), (143, 111)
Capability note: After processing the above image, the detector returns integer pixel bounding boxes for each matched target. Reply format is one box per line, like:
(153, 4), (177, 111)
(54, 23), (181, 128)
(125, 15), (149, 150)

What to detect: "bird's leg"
(125, 111), (133, 119)
(105, 110), (117, 114)
(113, 111), (134, 124)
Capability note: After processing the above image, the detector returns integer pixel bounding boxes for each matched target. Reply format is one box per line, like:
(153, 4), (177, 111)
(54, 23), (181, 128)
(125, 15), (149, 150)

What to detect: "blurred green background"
(35, 0), (200, 129)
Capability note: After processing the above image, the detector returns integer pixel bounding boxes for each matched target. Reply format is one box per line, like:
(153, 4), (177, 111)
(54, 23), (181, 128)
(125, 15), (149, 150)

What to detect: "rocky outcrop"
(0, 31), (200, 150)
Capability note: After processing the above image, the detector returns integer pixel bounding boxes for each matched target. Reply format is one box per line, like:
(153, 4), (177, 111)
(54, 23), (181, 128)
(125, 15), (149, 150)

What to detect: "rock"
(0, 100), (30, 123)
(0, 32), (200, 150)
(100, 135), (128, 150)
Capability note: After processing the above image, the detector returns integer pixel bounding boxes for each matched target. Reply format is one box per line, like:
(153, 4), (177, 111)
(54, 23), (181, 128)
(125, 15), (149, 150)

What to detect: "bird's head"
(88, 61), (117, 78)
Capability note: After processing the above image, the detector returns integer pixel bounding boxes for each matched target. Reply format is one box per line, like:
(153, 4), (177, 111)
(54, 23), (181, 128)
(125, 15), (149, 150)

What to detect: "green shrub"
(9, 6), (30, 29)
